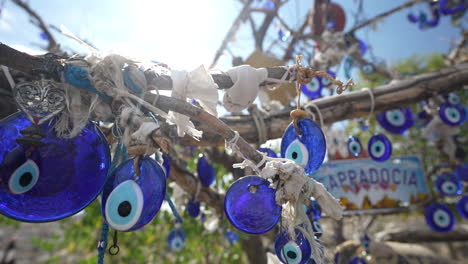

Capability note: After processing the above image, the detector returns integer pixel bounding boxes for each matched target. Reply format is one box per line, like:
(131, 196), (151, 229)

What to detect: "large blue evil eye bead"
(312, 219), (323, 238)
(376, 107), (414, 134)
(349, 257), (368, 264)
(347, 136), (362, 157)
(434, 172), (462, 196)
(197, 156), (215, 187)
(258, 148), (277, 158)
(281, 118), (326, 175)
(101, 157), (166, 232)
(456, 196), (468, 219)
(187, 199), (200, 218)
(275, 229), (312, 264)
(301, 77), (323, 99)
(425, 203), (455, 233)
(321, 70), (335, 87)
(439, 103), (466, 126)
(0, 112), (110, 222)
(167, 229), (186, 251)
(368, 134), (392, 162)
(224, 176), (281, 234)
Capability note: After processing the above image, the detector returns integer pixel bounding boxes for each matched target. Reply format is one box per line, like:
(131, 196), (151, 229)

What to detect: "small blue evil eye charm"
(101, 156), (166, 232)
(186, 199), (200, 218)
(368, 134), (392, 162)
(456, 196), (468, 219)
(439, 0), (466, 15)
(162, 153), (171, 179)
(349, 257), (368, 264)
(226, 231), (240, 243)
(376, 107), (414, 134)
(360, 233), (370, 251)
(225, 176), (281, 234)
(439, 103), (466, 126)
(321, 70), (335, 87)
(168, 228), (185, 251)
(281, 118), (326, 175)
(258, 148), (277, 158)
(306, 199), (321, 220)
(361, 64), (375, 75)
(446, 92), (461, 105)
(347, 136), (362, 157)
(415, 110), (431, 128)
(197, 155), (215, 187)
(454, 163), (468, 182)
(275, 229), (312, 264)
(425, 203), (455, 233)
(301, 77), (323, 99)
(0, 112), (110, 222)
(311, 219), (322, 238)
(435, 172), (462, 196)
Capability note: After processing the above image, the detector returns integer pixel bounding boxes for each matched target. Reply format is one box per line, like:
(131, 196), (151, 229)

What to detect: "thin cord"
(165, 192), (183, 223)
(363, 88), (375, 125)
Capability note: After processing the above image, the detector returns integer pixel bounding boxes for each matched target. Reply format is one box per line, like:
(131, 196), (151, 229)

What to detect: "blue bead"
(434, 172), (462, 196)
(225, 231), (239, 243)
(425, 203), (455, 233)
(301, 77), (323, 99)
(456, 196), (468, 219)
(367, 134), (392, 162)
(275, 229), (311, 264)
(311, 219), (322, 238)
(455, 163), (468, 182)
(101, 157), (166, 232)
(197, 156), (215, 187)
(415, 110), (431, 128)
(187, 199), (200, 218)
(439, 103), (466, 126)
(306, 199), (321, 219)
(122, 68), (144, 94)
(281, 118), (326, 175)
(225, 176), (281, 234)
(376, 107), (414, 134)
(258, 148), (277, 158)
(168, 228), (186, 251)
(0, 112), (110, 222)
(358, 39), (367, 55)
(439, 0), (466, 15)
(349, 257), (368, 264)
(347, 136), (362, 157)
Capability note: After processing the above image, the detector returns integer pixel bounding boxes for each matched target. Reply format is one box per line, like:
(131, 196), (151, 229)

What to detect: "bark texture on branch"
(376, 224), (468, 243)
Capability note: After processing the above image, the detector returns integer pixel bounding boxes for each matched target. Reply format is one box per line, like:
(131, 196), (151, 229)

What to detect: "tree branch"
(376, 225), (468, 243)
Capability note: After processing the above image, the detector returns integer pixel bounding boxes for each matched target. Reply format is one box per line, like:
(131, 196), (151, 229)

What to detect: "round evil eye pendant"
(347, 136), (362, 157)
(376, 107), (414, 134)
(434, 172), (462, 196)
(367, 134), (392, 162)
(321, 70), (335, 87)
(439, 103), (466, 126)
(275, 229), (312, 264)
(456, 196), (468, 219)
(224, 176), (281, 234)
(301, 77), (323, 99)
(167, 229), (186, 251)
(281, 118), (326, 175)
(101, 156), (166, 232)
(425, 203), (455, 233)
(361, 64), (375, 75)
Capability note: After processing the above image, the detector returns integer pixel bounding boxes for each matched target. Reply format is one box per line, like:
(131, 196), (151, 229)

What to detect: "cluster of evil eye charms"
(167, 228), (186, 251)
(280, 118), (326, 175)
(434, 172), (462, 196)
(425, 203), (455, 232)
(376, 107), (414, 134)
(347, 134), (392, 162)
(101, 156), (166, 232)
(275, 229), (313, 264)
(0, 113), (110, 222)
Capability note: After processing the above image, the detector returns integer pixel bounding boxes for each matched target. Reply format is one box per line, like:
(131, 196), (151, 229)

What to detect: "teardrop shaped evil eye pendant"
(187, 199), (200, 218)
(367, 134), (392, 162)
(281, 118), (326, 175)
(425, 203), (455, 233)
(224, 176), (281, 234)
(376, 107), (414, 134)
(434, 172), (462, 196)
(439, 103), (466, 126)
(0, 112), (110, 222)
(167, 228), (186, 251)
(197, 155), (215, 187)
(347, 136), (362, 157)
(301, 77), (323, 99)
(275, 229), (312, 264)
(101, 156), (166, 232)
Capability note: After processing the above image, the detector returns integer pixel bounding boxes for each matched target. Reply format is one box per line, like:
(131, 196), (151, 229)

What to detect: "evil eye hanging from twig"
(258, 148), (277, 158)
(407, 1), (440, 30)
(368, 134), (392, 162)
(197, 155), (215, 187)
(321, 70), (335, 87)
(101, 157), (166, 232)
(439, 0), (466, 15)
(376, 107), (414, 134)
(360, 64), (375, 75)
(186, 199), (201, 218)
(439, 103), (466, 126)
(456, 196), (468, 219)
(281, 118), (326, 175)
(434, 172), (462, 196)
(425, 203), (455, 233)
(0, 112), (110, 222)
(347, 136), (363, 157)
(275, 229), (312, 264)
(224, 176), (281, 234)
(301, 77), (323, 99)
(167, 228), (186, 251)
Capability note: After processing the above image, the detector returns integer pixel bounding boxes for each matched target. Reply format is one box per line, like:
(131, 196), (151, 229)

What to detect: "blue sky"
(0, 0), (464, 72)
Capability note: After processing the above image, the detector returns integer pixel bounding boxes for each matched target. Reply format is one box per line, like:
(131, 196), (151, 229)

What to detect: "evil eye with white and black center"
(312, 219), (322, 238)
(349, 257), (368, 264)
(275, 229), (312, 264)
(281, 118), (326, 175)
(301, 77), (323, 99)
(361, 64), (375, 75)
(456, 195), (468, 219)
(101, 157), (166, 232)
(439, 103), (466, 126)
(321, 70), (335, 87)
(368, 134), (392, 162)
(446, 92), (460, 105)
(376, 107), (414, 134)
(347, 136), (362, 157)
(8, 159), (40, 194)
(425, 203), (455, 233)
(435, 173), (462, 196)
(167, 229), (186, 251)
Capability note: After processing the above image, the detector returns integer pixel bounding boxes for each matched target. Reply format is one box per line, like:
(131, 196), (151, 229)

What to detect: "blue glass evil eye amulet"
(425, 203), (455, 233)
(0, 112), (110, 222)
(224, 176), (281, 234)
(168, 229), (185, 251)
(301, 77), (323, 99)
(101, 156), (166, 232)
(456, 196), (468, 219)
(321, 70), (335, 87)
(439, 103), (466, 126)
(347, 136), (362, 157)
(368, 134), (392, 162)
(435, 172), (462, 196)
(275, 229), (312, 264)
(376, 107), (414, 134)
(281, 118), (326, 175)
(197, 155), (215, 187)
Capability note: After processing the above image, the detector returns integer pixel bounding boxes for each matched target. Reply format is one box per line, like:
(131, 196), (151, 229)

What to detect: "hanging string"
(1, 65), (15, 89)
(165, 192), (183, 223)
(363, 87), (375, 128)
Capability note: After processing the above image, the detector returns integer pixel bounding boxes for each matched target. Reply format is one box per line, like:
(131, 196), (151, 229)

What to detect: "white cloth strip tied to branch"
(168, 65), (219, 139)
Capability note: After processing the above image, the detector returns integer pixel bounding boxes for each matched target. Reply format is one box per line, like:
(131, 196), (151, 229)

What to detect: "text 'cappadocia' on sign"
(313, 156), (430, 210)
